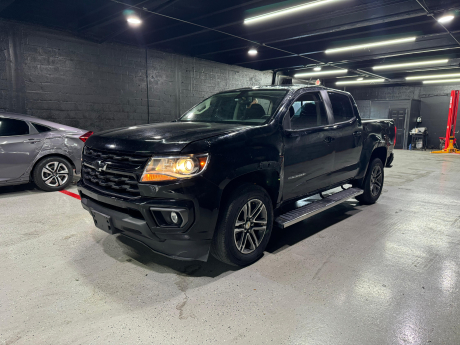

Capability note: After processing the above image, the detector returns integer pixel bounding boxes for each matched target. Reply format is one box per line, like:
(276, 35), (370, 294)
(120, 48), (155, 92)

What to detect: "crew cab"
(77, 85), (395, 266)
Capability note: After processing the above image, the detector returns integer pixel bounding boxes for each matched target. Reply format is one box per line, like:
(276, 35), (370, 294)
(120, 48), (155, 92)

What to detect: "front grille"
(83, 147), (149, 171)
(82, 147), (150, 198)
(82, 165), (140, 197)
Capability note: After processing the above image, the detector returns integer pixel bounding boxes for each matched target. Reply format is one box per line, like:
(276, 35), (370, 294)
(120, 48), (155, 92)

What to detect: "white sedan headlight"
(141, 154), (209, 182)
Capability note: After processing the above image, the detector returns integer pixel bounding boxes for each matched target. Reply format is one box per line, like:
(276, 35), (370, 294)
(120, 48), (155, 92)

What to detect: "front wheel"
(211, 184), (273, 266)
(355, 158), (384, 205)
(33, 156), (74, 192)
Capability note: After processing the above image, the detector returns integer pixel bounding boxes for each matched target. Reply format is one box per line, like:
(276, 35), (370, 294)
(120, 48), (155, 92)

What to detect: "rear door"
(0, 118), (45, 182)
(326, 92), (363, 185)
(282, 91), (335, 201)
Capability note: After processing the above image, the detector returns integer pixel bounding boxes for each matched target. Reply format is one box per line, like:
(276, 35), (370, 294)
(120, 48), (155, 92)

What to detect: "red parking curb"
(59, 190), (81, 200)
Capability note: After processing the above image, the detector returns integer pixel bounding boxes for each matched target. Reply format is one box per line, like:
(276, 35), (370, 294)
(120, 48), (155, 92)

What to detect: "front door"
(0, 118), (45, 182)
(327, 92), (363, 185)
(282, 91), (335, 201)
(389, 108), (406, 149)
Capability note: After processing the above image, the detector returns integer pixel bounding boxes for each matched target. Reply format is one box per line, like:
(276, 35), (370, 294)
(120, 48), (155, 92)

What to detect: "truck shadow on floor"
(98, 199), (364, 279)
(267, 200), (363, 254)
(103, 234), (239, 279)
(69, 198), (366, 309)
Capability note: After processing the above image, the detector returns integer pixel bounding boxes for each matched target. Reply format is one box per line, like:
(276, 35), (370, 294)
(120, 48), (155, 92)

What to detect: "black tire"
(355, 158), (384, 205)
(33, 156), (74, 192)
(211, 184), (274, 267)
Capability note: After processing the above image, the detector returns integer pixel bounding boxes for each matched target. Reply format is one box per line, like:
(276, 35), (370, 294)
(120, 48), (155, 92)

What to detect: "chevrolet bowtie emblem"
(93, 160), (107, 172)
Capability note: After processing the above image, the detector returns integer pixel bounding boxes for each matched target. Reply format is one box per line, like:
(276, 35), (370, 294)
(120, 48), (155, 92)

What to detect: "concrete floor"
(1, 150), (459, 345)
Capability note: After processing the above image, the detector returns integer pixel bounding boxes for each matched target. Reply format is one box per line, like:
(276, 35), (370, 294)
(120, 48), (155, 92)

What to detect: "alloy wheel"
(370, 165), (383, 196)
(41, 162), (69, 187)
(234, 199), (268, 254)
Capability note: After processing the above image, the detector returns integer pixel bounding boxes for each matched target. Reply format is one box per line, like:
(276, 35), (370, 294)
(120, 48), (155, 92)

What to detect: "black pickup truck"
(77, 85), (395, 266)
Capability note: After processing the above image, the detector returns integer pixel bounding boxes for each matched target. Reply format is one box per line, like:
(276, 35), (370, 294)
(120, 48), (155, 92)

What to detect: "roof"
(219, 84), (348, 94)
(0, 111), (86, 132)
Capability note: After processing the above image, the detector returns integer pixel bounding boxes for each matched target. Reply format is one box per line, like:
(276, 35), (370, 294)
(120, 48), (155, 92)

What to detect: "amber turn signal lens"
(198, 157), (207, 168)
(141, 173), (177, 182)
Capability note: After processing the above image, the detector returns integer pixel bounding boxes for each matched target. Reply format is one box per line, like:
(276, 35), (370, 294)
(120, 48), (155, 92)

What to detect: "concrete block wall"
(146, 51), (272, 123)
(0, 20), (272, 132)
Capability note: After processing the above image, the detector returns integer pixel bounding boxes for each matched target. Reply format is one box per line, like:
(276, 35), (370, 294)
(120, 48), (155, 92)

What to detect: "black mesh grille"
(81, 147), (151, 197)
(82, 165), (140, 197)
(83, 147), (149, 170)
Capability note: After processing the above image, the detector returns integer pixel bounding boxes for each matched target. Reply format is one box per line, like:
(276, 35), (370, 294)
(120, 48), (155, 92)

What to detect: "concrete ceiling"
(1, 0), (460, 85)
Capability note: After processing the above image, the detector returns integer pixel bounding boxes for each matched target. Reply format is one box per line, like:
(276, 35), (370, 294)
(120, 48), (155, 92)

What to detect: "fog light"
(150, 207), (189, 228)
(170, 212), (179, 224)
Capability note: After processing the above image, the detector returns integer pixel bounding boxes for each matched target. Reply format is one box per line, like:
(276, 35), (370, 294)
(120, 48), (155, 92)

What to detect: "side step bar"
(275, 187), (364, 229)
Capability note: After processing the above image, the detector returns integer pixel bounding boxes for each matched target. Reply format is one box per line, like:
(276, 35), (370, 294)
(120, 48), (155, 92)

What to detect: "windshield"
(179, 89), (288, 125)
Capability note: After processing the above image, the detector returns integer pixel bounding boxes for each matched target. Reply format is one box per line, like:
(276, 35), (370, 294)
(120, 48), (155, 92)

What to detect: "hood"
(85, 121), (251, 154)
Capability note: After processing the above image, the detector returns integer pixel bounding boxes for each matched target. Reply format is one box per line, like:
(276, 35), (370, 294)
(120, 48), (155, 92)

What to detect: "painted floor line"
(59, 190), (81, 200)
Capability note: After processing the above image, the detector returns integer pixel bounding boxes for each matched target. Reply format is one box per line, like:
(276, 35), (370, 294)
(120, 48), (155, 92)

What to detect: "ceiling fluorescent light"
(423, 78), (460, 84)
(244, 0), (339, 25)
(248, 48), (258, 56)
(437, 15), (454, 23)
(294, 69), (348, 78)
(406, 73), (460, 80)
(127, 16), (142, 26)
(336, 79), (385, 85)
(326, 37), (416, 54)
(374, 59), (448, 70)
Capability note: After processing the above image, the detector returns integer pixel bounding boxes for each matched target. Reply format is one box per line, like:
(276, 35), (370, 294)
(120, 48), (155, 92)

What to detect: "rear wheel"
(355, 158), (384, 205)
(33, 156), (73, 192)
(211, 184), (273, 266)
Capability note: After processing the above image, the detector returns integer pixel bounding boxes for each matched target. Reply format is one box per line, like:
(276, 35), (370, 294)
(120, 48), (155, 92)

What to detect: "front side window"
(288, 92), (328, 130)
(0, 118), (30, 137)
(328, 92), (355, 123)
(180, 90), (288, 125)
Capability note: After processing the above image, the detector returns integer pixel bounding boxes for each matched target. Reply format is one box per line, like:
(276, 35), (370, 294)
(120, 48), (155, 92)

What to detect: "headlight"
(140, 154), (209, 182)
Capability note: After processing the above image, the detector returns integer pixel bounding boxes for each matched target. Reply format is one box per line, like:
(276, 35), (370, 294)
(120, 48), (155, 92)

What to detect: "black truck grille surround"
(82, 147), (150, 197)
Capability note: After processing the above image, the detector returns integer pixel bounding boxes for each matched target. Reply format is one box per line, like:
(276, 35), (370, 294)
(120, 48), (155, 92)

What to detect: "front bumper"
(77, 177), (221, 261)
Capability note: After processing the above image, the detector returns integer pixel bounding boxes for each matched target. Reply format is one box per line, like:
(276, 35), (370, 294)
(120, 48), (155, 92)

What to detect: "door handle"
(353, 131), (362, 137)
(324, 136), (335, 143)
(23, 139), (42, 143)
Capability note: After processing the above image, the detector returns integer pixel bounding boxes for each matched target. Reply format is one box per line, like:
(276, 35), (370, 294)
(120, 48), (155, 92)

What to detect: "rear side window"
(328, 92), (355, 123)
(32, 123), (52, 133)
(0, 118), (30, 136)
